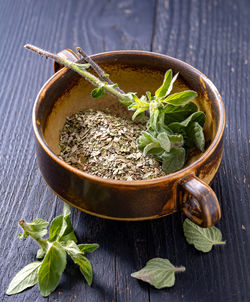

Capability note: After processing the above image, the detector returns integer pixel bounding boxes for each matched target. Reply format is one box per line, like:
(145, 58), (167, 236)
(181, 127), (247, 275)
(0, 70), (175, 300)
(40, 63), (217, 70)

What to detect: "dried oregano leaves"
(59, 109), (165, 180)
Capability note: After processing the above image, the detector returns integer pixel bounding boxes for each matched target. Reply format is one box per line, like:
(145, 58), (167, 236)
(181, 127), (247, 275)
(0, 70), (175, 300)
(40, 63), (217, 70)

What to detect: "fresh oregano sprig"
(24, 44), (205, 174)
(6, 203), (99, 297)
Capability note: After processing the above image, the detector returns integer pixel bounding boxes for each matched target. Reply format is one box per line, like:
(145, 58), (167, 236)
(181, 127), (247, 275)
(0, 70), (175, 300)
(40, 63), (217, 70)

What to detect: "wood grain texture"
(0, 0), (249, 301)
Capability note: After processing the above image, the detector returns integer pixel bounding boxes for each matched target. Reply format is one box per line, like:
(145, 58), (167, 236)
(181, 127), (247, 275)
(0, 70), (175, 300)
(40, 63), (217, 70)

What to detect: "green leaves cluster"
(127, 69), (206, 174)
(6, 203), (99, 297)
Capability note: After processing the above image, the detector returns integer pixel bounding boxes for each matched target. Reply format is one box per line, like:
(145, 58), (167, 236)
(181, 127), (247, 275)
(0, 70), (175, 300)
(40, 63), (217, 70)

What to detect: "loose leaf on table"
(183, 219), (226, 252)
(6, 261), (42, 295)
(161, 147), (186, 174)
(131, 258), (185, 289)
(70, 255), (93, 286)
(38, 241), (67, 297)
(164, 90), (197, 106)
(78, 243), (100, 253)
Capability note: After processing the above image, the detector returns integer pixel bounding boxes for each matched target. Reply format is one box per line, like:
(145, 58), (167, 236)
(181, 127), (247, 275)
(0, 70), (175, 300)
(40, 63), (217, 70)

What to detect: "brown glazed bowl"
(33, 50), (225, 227)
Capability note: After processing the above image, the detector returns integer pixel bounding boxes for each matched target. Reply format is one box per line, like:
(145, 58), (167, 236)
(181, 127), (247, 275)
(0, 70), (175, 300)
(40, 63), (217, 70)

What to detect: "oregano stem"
(24, 44), (129, 104)
(76, 47), (125, 94)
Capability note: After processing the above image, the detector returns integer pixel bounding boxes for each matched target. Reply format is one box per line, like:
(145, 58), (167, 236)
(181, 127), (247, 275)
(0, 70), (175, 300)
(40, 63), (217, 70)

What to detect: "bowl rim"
(33, 50), (225, 186)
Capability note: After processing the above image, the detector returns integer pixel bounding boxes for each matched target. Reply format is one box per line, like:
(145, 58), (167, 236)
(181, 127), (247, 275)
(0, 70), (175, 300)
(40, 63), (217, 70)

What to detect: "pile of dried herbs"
(59, 109), (165, 180)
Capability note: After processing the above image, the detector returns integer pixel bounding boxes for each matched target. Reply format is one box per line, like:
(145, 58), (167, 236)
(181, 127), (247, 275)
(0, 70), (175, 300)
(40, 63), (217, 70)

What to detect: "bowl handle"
(53, 49), (79, 73)
(179, 174), (221, 227)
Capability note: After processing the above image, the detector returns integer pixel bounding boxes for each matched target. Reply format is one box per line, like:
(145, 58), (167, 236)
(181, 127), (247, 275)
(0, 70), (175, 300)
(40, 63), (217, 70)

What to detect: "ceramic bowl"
(33, 50), (225, 227)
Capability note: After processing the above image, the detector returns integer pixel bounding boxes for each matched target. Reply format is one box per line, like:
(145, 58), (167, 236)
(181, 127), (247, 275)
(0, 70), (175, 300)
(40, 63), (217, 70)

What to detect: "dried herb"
(25, 44), (206, 175)
(6, 203), (99, 297)
(59, 110), (165, 180)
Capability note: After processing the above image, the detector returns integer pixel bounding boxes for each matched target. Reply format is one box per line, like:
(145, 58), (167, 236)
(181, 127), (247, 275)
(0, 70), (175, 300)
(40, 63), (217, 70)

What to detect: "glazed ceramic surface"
(33, 51), (225, 227)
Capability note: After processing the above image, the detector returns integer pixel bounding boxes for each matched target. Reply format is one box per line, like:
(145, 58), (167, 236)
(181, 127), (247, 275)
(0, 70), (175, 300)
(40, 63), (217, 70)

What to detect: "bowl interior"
(36, 52), (220, 170)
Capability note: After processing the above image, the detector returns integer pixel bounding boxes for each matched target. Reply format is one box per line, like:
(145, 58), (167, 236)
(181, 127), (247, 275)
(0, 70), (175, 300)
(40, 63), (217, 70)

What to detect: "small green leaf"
(71, 255), (93, 286)
(49, 204), (77, 243)
(143, 142), (161, 156)
(36, 248), (46, 259)
(131, 258), (185, 289)
(63, 202), (71, 217)
(157, 132), (171, 152)
(91, 87), (104, 98)
(128, 94), (149, 120)
(49, 215), (63, 242)
(187, 122), (205, 151)
(78, 243), (100, 253)
(183, 219), (226, 252)
(146, 91), (152, 101)
(161, 147), (186, 174)
(163, 102), (198, 124)
(19, 219), (49, 240)
(149, 101), (160, 130)
(168, 111), (206, 133)
(73, 63), (90, 71)
(155, 70), (173, 98)
(169, 134), (184, 147)
(6, 261), (42, 295)
(38, 242), (67, 297)
(63, 240), (82, 256)
(164, 90), (197, 106)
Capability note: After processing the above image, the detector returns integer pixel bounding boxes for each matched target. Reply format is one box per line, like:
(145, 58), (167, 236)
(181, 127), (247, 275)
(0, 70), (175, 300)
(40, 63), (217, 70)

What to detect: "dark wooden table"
(0, 0), (249, 301)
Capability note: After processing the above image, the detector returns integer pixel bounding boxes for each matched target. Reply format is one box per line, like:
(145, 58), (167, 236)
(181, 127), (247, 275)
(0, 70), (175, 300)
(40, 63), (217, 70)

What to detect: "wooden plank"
(150, 0), (250, 301)
(0, 0), (249, 301)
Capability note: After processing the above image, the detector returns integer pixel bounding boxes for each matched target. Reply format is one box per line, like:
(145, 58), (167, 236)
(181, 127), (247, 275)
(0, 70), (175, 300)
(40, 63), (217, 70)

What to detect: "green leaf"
(91, 87), (104, 98)
(161, 147), (186, 174)
(49, 204), (77, 243)
(163, 102), (198, 124)
(128, 94), (149, 120)
(164, 90), (197, 106)
(155, 70), (173, 98)
(149, 100), (160, 130)
(59, 215), (77, 243)
(187, 122), (205, 151)
(143, 142), (161, 156)
(36, 248), (46, 259)
(169, 134), (184, 147)
(49, 215), (63, 242)
(183, 219), (226, 252)
(38, 242), (67, 297)
(19, 219), (49, 240)
(157, 132), (171, 152)
(71, 255), (93, 286)
(63, 240), (82, 256)
(73, 63), (90, 71)
(78, 243), (100, 253)
(168, 111), (206, 133)
(63, 202), (71, 217)
(6, 261), (42, 295)
(131, 258), (185, 289)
